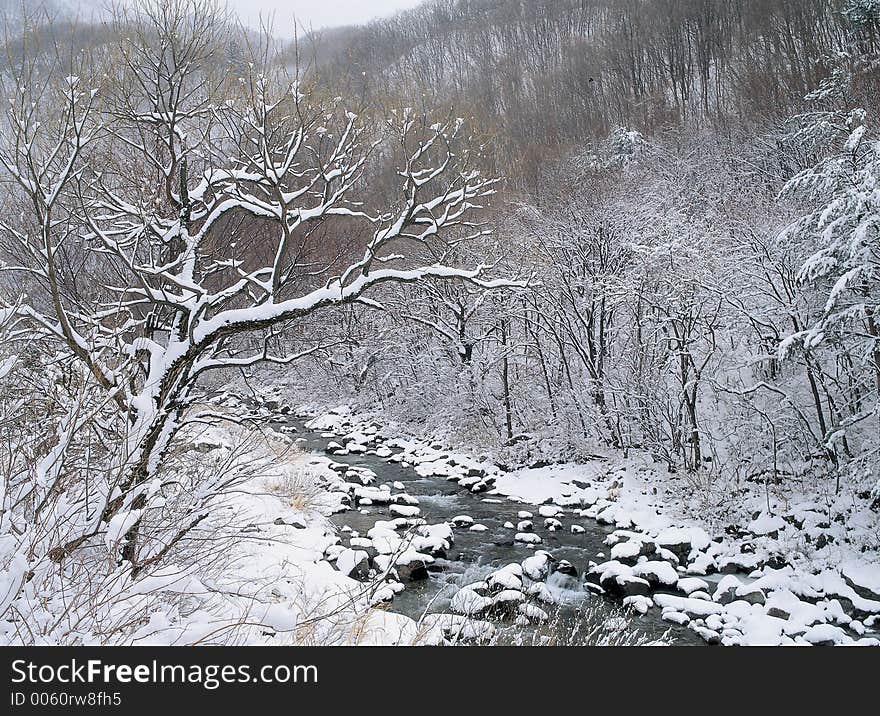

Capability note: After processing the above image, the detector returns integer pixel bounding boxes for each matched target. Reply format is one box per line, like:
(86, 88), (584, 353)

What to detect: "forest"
(0, 0), (878, 648)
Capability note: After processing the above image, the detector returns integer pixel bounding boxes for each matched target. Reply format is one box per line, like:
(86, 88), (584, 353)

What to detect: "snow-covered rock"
(518, 602), (550, 622)
(588, 561), (651, 598)
(450, 588), (493, 617)
(676, 577), (710, 595)
(522, 551), (554, 580)
(389, 503), (421, 518)
(631, 560), (679, 587)
(487, 564), (524, 592)
(747, 512), (786, 537)
(653, 593), (726, 617)
(336, 549), (370, 579)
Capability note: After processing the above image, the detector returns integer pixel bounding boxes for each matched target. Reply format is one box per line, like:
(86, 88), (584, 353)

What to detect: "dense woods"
(288, 0), (880, 504)
(306, 1), (879, 179)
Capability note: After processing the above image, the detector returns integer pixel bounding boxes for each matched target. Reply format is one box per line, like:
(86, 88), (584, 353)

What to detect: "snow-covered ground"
(94, 414), (435, 646)
(285, 399), (880, 646)
(97, 390), (874, 646)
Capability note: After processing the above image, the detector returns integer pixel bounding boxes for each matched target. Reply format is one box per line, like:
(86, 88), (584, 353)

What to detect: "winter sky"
(61, 1), (424, 34)
(224, 0), (425, 33)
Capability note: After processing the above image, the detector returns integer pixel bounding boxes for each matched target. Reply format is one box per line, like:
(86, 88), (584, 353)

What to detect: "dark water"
(281, 416), (704, 645)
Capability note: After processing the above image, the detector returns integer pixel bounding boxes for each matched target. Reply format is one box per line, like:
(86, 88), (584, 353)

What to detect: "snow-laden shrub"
(266, 465), (331, 515)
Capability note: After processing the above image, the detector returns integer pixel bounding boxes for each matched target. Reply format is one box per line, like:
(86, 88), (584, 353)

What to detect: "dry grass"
(266, 467), (328, 513)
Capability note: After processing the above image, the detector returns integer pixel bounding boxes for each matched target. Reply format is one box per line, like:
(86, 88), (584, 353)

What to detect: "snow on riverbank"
(123, 407), (434, 646)
(493, 461), (880, 646)
(291, 400), (880, 646)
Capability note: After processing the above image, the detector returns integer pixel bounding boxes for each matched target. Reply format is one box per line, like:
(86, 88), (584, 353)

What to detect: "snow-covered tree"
(843, 0), (880, 29)
(780, 57), (880, 452)
(0, 0), (510, 574)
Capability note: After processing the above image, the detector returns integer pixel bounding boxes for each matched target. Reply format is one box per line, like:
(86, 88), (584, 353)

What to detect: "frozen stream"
(281, 415), (704, 645)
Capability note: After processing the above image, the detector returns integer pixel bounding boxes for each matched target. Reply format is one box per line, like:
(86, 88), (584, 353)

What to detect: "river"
(281, 414), (704, 645)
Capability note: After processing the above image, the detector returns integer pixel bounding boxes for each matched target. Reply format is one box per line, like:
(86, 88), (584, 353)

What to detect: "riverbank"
(126, 405), (433, 646)
(281, 396), (880, 646)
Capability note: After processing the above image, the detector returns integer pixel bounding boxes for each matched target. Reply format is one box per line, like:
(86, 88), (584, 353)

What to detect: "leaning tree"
(0, 0), (511, 573)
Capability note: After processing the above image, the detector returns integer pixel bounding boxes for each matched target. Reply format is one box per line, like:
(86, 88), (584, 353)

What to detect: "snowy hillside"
(0, 0), (878, 649)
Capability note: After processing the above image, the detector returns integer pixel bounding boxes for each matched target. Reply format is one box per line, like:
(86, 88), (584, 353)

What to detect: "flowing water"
(276, 414), (703, 645)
